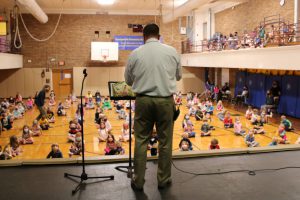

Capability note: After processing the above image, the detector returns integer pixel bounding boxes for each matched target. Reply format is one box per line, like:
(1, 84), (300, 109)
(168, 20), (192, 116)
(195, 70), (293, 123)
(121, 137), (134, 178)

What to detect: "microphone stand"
(64, 69), (114, 195)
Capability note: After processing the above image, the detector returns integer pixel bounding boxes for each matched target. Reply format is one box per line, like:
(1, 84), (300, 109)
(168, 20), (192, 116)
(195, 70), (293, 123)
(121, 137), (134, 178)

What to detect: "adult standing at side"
(125, 24), (182, 190)
(35, 85), (50, 121)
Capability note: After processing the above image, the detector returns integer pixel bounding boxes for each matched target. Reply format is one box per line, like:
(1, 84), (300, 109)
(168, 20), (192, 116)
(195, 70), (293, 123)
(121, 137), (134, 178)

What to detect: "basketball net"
(103, 55), (107, 63)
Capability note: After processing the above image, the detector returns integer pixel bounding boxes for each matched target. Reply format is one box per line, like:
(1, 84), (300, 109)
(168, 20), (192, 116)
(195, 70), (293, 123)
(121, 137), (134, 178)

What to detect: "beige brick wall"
(19, 14), (186, 68)
(215, 0), (294, 35)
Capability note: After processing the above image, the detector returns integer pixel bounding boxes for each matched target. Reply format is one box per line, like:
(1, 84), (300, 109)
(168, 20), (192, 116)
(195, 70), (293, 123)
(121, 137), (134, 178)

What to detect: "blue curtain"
(234, 71), (246, 96)
(278, 76), (299, 116)
(247, 74), (265, 107)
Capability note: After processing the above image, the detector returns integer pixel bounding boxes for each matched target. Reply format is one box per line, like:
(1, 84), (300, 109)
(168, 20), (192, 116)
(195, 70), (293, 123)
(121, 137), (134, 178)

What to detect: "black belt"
(136, 93), (173, 98)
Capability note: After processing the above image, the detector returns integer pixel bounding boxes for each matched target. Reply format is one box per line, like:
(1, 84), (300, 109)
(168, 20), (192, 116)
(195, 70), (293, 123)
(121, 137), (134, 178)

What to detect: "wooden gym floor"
(0, 98), (300, 160)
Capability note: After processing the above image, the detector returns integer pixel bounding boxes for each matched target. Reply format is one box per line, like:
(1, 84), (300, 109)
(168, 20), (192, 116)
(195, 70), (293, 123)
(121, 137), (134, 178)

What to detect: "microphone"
(83, 69), (88, 77)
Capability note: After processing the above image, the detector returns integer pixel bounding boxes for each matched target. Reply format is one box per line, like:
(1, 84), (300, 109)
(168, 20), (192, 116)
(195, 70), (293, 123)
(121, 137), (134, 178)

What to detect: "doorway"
(52, 69), (73, 99)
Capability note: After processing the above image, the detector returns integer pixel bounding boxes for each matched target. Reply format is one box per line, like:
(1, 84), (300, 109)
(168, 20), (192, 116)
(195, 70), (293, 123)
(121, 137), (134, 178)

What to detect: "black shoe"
(158, 179), (172, 189)
(131, 181), (143, 191)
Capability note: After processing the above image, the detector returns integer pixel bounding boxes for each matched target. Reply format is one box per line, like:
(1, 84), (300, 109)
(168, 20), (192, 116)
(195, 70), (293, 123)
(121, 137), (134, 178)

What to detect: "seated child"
(94, 107), (104, 123)
(209, 138), (220, 150)
(182, 114), (192, 128)
(195, 108), (204, 121)
(102, 98), (112, 110)
(245, 130), (259, 147)
(68, 119), (81, 142)
(86, 97), (95, 109)
(69, 132), (82, 157)
(104, 134), (117, 155)
(216, 100), (224, 111)
(217, 110), (227, 121)
(0, 145), (12, 160)
(65, 96), (72, 109)
(253, 116), (265, 134)
(118, 109), (127, 120)
(1, 113), (13, 131)
(49, 97), (56, 106)
(95, 91), (102, 105)
(31, 120), (42, 136)
(98, 122), (109, 142)
(245, 106), (253, 120)
(234, 117), (246, 136)
(205, 103), (214, 115)
(103, 116), (112, 132)
(148, 128), (158, 150)
(224, 112), (234, 128)
(75, 104), (84, 124)
(46, 107), (55, 123)
(26, 97), (34, 110)
(119, 122), (130, 142)
(251, 109), (263, 126)
(39, 116), (50, 130)
(10, 135), (21, 157)
(188, 106), (197, 116)
(179, 132), (193, 151)
(281, 115), (293, 131)
(20, 125), (34, 145)
(57, 102), (67, 116)
(47, 143), (63, 158)
(278, 123), (290, 144)
(115, 141), (125, 155)
(183, 121), (196, 138)
(201, 119), (212, 137)
(13, 107), (23, 119)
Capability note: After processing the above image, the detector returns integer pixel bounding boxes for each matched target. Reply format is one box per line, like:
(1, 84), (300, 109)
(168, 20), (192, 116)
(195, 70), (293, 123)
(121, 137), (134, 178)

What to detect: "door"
(52, 69), (73, 99)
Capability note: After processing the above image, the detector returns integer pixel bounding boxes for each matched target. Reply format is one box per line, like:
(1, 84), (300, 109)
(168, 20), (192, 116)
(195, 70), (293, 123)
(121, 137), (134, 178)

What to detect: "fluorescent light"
(174, 0), (189, 7)
(97, 0), (115, 5)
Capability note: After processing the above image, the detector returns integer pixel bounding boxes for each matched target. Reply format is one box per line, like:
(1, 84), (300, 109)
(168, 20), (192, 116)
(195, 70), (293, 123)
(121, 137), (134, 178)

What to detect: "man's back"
(125, 38), (181, 97)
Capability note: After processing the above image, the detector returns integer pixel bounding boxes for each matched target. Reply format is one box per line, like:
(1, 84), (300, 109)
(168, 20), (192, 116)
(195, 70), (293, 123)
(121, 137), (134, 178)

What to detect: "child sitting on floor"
(69, 132), (82, 157)
(102, 98), (112, 110)
(115, 141), (125, 155)
(209, 138), (220, 150)
(68, 120), (81, 142)
(245, 130), (259, 147)
(1, 113), (13, 131)
(184, 120), (196, 138)
(224, 112), (234, 128)
(234, 117), (246, 136)
(251, 109), (263, 126)
(13, 106), (23, 119)
(98, 122), (109, 142)
(31, 120), (42, 136)
(105, 134), (117, 155)
(188, 106), (197, 116)
(20, 125), (34, 145)
(253, 116), (265, 134)
(86, 97), (95, 109)
(94, 107), (104, 124)
(278, 123), (290, 144)
(148, 128), (158, 150)
(119, 122), (130, 142)
(201, 119), (213, 137)
(179, 132), (193, 151)
(103, 116), (112, 132)
(39, 116), (50, 130)
(195, 107), (204, 121)
(245, 106), (253, 120)
(64, 96), (72, 109)
(57, 102), (67, 116)
(26, 97), (34, 110)
(10, 135), (21, 157)
(47, 143), (63, 158)
(46, 107), (55, 123)
(182, 114), (190, 128)
(118, 109), (127, 120)
(269, 137), (279, 146)
(281, 115), (293, 131)
(0, 145), (12, 160)
(216, 100), (224, 111)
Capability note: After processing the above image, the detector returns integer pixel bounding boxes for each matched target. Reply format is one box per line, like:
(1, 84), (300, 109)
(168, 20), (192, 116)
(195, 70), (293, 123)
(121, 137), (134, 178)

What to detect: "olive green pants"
(133, 95), (174, 188)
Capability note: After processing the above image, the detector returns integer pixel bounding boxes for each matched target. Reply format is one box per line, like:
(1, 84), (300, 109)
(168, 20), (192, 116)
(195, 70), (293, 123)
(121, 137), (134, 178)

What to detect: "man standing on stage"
(35, 85), (50, 121)
(125, 23), (182, 190)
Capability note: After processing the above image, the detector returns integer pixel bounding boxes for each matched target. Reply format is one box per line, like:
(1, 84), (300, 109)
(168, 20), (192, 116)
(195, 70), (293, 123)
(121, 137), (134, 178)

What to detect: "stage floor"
(1, 151), (300, 200)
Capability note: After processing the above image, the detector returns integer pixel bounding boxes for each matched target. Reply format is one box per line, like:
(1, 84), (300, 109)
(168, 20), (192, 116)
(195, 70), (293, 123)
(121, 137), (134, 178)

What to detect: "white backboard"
(91, 42), (119, 61)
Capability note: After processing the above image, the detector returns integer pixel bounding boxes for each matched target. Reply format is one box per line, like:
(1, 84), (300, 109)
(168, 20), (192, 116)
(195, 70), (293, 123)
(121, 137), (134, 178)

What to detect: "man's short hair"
(143, 24), (159, 37)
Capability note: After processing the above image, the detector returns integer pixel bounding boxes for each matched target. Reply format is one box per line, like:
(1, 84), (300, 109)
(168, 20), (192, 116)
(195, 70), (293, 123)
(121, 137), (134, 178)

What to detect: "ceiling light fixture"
(97, 0), (115, 5)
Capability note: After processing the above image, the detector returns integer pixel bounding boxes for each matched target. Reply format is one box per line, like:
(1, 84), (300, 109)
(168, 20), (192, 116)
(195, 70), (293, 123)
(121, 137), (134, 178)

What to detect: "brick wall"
(19, 14), (186, 68)
(215, 0), (294, 36)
